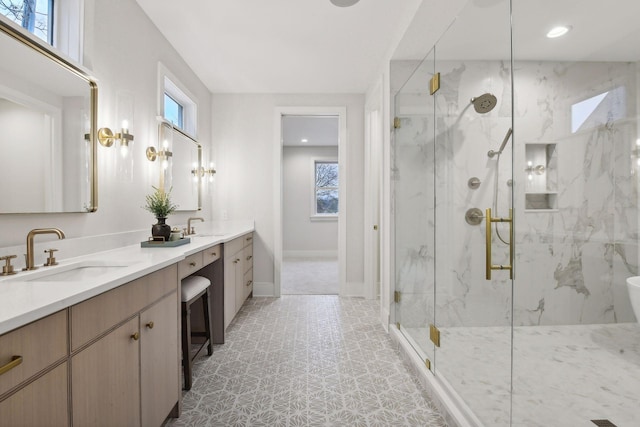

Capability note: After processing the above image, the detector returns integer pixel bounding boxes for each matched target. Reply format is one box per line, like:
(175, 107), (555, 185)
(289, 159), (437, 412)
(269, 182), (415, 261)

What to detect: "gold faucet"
(186, 217), (204, 236)
(23, 228), (65, 271)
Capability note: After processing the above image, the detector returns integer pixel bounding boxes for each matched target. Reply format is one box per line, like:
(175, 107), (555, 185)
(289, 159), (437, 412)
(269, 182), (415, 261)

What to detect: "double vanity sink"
(0, 222), (253, 335)
(0, 222), (254, 426)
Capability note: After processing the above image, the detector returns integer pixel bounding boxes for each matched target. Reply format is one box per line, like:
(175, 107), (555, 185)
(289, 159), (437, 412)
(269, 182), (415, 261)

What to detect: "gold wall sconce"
(147, 119), (174, 190)
(145, 143), (173, 168)
(191, 162), (216, 183)
(98, 124), (134, 152)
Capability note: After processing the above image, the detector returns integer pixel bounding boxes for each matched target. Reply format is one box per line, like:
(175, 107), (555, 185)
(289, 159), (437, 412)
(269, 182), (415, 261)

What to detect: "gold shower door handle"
(485, 208), (513, 280)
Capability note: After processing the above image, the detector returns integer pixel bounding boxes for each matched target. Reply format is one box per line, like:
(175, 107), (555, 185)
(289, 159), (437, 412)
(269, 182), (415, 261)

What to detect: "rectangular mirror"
(155, 119), (201, 211)
(172, 128), (201, 211)
(0, 18), (97, 213)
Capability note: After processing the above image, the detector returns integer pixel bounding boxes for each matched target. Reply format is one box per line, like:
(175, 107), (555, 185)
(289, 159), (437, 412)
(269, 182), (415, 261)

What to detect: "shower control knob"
(468, 177), (481, 189)
(465, 208), (484, 226)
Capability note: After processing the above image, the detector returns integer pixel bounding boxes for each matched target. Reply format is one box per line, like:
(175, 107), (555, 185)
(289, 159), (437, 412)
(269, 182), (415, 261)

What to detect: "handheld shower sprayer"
(487, 128), (513, 158)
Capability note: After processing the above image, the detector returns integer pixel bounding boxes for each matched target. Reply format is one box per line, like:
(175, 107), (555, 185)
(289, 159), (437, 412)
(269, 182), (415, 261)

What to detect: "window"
(159, 64), (197, 137)
(1, 0), (53, 43)
(314, 161), (338, 216)
(571, 87), (626, 133)
(163, 93), (184, 130)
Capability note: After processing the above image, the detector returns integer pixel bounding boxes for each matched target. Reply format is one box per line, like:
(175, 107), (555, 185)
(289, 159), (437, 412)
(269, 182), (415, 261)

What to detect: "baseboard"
(253, 281), (275, 297)
(389, 327), (482, 427)
(341, 281), (364, 297)
(380, 306), (390, 332)
(283, 250), (338, 259)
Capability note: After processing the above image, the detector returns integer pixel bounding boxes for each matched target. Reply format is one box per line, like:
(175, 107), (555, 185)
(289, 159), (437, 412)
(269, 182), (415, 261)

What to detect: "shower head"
(470, 93), (497, 114)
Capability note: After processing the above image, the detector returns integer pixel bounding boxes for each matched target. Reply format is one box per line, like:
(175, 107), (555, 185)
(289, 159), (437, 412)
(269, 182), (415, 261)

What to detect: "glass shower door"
(432, 1), (514, 425)
(393, 49), (436, 369)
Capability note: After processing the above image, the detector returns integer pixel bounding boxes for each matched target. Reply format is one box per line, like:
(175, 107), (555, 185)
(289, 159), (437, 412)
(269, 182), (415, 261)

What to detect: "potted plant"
(143, 186), (178, 241)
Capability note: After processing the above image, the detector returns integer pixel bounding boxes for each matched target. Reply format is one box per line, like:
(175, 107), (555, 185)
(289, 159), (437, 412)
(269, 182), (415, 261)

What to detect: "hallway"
(165, 295), (447, 426)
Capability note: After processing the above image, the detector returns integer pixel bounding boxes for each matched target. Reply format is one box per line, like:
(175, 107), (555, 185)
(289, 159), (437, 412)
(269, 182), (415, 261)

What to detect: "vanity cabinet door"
(72, 317), (141, 427)
(224, 252), (239, 328)
(140, 292), (180, 427)
(0, 363), (68, 427)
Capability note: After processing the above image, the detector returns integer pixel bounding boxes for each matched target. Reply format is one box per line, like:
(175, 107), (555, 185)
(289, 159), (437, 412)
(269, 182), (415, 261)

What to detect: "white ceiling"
(135, 0), (422, 94)
(282, 115), (339, 147)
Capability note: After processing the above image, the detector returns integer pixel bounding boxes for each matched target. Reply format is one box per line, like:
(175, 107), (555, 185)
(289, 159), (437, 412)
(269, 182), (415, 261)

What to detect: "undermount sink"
(626, 276), (640, 322)
(9, 259), (140, 283)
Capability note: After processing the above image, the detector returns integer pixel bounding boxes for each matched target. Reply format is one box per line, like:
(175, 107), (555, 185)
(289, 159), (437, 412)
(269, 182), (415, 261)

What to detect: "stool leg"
(181, 301), (193, 390)
(202, 288), (213, 356)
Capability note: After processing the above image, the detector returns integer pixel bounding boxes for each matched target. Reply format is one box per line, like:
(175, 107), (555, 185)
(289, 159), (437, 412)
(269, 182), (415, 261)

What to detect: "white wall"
(0, 0), (212, 262)
(211, 94), (365, 295)
(283, 146), (339, 257)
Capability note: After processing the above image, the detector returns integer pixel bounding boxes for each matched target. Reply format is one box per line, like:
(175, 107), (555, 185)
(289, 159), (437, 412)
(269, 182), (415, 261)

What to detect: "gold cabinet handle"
(485, 208), (513, 280)
(211, 252), (217, 256)
(146, 321), (154, 329)
(246, 255), (252, 261)
(189, 262), (196, 267)
(246, 236), (252, 241)
(131, 332), (140, 341)
(246, 280), (252, 287)
(0, 355), (22, 376)
(233, 258), (240, 264)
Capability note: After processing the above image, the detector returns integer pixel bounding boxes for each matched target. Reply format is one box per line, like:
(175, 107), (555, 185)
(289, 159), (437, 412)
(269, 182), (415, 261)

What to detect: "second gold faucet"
(23, 228), (65, 271)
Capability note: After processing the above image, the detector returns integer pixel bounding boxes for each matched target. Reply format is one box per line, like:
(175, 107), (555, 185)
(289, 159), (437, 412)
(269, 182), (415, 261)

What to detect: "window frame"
(310, 158), (339, 221)
(158, 62), (198, 138)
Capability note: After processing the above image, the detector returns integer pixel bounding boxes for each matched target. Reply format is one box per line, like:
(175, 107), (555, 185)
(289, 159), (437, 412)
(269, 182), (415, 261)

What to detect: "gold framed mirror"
(0, 18), (98, 213)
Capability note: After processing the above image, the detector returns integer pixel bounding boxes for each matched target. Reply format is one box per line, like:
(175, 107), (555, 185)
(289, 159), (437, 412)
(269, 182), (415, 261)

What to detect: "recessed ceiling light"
(547, 25), (571, 39)
(330, 0), (360, 7)
(301, 139), (308, 143)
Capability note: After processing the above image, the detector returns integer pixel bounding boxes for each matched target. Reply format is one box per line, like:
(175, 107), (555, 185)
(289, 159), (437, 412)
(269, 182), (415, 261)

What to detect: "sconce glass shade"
(158, 120), (173, 190)
(116, 91), (135, 182)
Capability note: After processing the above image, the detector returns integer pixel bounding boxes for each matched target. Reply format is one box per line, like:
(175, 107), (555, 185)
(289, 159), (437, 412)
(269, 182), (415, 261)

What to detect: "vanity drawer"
(202, 244), (221, 266)
(178, 252), (204, 279)
(225, 236), (244, 258)
(243, 268), (253, 300)
(71, 265), (177, 350)
(0, 310), (67, 397)
(243, 245), (253, 274)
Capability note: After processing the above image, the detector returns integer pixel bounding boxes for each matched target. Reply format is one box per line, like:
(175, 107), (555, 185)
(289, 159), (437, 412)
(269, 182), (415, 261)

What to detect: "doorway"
(273, 107), (347, 297)
(282, 115), (339, 294)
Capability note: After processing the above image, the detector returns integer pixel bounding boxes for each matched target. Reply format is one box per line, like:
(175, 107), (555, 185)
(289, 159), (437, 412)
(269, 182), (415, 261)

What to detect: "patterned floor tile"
(163, 295), (448, 426)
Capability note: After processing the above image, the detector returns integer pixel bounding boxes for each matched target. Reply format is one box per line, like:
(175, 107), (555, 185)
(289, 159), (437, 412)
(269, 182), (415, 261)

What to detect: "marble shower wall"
(393, 58), (640, 330)
(513, 60), (639, 325)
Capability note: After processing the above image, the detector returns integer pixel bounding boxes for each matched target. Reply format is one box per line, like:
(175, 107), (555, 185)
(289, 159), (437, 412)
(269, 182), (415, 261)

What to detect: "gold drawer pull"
(131, 332), (140, 341)
(189, 262), (196, 267)
(0, 355), (22, 376)
(246, 236), (252, 241)
(211, 252), (217, 256)
(146, 321), (154, 329)
(246, 280), (252, 287)
(246, 255), (252, 261)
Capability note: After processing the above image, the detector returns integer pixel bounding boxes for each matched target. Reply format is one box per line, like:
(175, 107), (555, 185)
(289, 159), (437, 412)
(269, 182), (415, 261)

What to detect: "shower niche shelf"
(524, 142), (557, 212)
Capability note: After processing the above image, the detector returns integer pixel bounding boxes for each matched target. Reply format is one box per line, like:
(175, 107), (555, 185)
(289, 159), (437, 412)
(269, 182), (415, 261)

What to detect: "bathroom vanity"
(0, 225), (253, 426)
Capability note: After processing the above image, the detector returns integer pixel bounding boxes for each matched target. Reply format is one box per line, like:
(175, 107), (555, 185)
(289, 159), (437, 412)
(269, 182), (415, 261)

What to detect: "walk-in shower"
(392, 0), (640, 426)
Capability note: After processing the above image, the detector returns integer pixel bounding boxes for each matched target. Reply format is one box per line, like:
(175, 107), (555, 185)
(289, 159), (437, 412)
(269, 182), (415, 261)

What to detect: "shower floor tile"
(405, 323), (640, 427)
(164, 295), (448, 426)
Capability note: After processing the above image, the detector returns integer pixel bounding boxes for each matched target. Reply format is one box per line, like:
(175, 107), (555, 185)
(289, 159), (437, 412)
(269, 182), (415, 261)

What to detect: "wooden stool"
(181, 275), (213, 390)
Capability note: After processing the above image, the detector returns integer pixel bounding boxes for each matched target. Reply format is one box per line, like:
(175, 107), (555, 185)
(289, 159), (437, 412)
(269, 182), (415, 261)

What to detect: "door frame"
(273, 106), (347, 297)
(364, 79), (384, 301)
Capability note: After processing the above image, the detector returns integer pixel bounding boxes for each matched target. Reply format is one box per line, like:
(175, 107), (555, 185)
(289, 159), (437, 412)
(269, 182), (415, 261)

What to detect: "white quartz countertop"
(0, 223), (254, 335)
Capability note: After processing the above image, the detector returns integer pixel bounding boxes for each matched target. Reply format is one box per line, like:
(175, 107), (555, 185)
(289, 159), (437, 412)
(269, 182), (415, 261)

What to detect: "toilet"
(626, 276), (640, 322)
